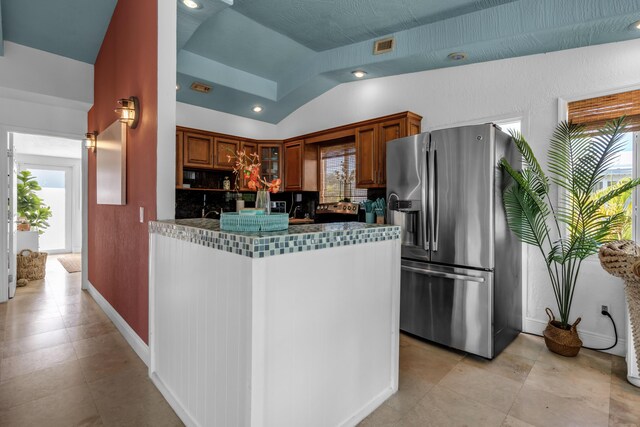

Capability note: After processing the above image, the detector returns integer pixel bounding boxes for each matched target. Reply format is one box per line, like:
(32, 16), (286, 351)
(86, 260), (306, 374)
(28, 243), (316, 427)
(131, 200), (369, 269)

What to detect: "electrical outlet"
(601, 304), (609, 314)
(295, 193), (302, 202)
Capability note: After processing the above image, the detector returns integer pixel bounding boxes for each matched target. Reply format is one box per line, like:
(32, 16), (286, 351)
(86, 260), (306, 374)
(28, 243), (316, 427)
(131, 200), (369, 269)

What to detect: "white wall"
(157, 0), (177, 221)
(278, 38), (640, 354)
(0, 42), (93, 301)
(176, 102), (279, 140)
(181, 38), (640, 354)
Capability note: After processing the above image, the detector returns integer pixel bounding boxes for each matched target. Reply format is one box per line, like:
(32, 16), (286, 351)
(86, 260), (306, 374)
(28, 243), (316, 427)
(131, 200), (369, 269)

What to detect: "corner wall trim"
(86, 281), (150, 365)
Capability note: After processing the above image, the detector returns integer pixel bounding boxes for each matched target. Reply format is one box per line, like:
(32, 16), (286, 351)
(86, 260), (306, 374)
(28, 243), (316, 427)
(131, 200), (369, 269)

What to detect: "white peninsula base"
(149, 220), (401, 427)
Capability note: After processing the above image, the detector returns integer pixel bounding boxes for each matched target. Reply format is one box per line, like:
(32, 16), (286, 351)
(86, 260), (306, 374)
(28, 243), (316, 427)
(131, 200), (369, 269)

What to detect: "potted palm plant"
(501, 117), (640, 356)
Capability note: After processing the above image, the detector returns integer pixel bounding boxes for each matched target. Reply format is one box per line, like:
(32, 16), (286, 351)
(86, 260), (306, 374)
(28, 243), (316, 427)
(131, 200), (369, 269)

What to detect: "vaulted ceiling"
(176, 0), (640, 123)
(2, 0), (640, 124)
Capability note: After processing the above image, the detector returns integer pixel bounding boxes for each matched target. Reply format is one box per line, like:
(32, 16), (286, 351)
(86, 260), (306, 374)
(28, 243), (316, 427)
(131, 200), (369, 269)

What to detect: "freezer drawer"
(399, 260), (493, 358)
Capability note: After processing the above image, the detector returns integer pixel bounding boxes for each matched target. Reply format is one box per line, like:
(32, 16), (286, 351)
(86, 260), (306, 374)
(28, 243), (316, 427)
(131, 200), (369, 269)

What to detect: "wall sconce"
(84, 131), (97, 152)
(115, 96), (140, 129)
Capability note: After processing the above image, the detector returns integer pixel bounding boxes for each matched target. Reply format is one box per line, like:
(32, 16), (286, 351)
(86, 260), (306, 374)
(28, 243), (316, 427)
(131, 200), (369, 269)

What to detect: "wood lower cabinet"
(214, 137), (240, 170)
(184, 132), (214, 169)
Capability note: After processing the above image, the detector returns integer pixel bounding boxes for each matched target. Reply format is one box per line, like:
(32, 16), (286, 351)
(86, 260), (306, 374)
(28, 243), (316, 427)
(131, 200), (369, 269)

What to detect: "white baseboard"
(86, 281), (150, 366)
(150, 372), (199, 427)
(339, 386), (396, 427)
(524, 317), (626, 356)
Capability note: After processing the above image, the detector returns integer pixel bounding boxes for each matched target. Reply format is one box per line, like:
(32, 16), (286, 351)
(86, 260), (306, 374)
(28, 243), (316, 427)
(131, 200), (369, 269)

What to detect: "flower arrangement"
(228, 150), (281, 193)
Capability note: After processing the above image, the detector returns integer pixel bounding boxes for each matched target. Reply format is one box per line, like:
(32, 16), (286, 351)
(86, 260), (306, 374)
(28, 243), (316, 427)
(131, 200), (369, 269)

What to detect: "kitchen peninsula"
(148, 219), (401, 427)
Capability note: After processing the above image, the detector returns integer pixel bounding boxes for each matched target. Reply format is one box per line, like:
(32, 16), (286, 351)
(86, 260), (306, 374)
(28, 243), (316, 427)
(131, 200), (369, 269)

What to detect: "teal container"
(365, 212), (375, 224)
(220, 213), (289, 232)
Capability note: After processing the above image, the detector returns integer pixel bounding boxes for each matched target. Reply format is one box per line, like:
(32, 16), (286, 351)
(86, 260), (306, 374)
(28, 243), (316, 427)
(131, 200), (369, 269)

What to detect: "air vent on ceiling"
(373, 37), (395, 55)
(190, 82), (212, 93)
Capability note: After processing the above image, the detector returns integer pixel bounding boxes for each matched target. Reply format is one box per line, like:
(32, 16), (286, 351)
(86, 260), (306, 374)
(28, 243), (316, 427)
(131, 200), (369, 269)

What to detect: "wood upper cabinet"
(408, 116), (421, 136)
(238, 141), (258, 190)
(355, 113), (421, 188)
(241, 141), (258, 158)
(355, 125), (379, 187)
(284, 140), (303, 191)
(184, 132), (214, 169)
(378, 119), (405, 186)
(214, 137), (240, 170)
(259, 143), (282, 187)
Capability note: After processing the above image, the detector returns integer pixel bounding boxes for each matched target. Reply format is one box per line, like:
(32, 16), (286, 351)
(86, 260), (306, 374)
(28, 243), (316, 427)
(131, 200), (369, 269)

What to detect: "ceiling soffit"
(176, 0), (640, 123)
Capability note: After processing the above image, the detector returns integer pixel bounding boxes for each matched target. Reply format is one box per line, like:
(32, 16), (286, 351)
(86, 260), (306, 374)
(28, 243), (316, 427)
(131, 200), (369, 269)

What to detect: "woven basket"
(220, 213), (289, 232)
(543, 308), (582, 357)
(17, 249), (47, 281)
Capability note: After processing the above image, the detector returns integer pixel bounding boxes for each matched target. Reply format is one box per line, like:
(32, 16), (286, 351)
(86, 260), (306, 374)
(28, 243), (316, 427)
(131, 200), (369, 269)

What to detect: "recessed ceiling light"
(351, 70), (367, 78)
(176, 84), (180, 91)
(447, 52), (468, 61)
(631, 20), (640, 30)
(182, 0), (201, 9)
(252, 106), (263, 113)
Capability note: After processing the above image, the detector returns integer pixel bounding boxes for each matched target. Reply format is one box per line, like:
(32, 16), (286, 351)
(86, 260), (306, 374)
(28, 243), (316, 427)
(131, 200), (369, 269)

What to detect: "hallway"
(0, 257), (182, 426)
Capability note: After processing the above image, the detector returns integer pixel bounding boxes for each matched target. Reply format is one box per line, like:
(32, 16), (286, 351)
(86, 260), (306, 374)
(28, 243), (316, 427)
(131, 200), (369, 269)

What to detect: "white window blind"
(320, 143), (367, 204)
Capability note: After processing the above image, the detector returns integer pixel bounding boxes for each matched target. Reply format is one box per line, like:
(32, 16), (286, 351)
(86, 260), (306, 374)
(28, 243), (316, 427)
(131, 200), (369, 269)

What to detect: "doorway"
(7, 133), (83, 298)
(16, 165), (73, 253)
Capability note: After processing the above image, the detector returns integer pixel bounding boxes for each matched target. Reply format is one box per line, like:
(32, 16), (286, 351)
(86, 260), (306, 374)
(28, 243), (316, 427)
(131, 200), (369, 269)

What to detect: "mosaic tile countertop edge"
(149, 218), (400, 259)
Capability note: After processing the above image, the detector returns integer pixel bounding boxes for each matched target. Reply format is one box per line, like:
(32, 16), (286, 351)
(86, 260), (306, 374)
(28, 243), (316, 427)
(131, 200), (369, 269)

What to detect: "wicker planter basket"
(17, 249), (47, 281)
(543, 308), (582, 357)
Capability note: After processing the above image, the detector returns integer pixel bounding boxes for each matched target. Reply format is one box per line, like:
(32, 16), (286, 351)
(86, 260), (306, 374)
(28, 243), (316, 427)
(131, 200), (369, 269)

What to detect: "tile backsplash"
(175, 189), (320, 219)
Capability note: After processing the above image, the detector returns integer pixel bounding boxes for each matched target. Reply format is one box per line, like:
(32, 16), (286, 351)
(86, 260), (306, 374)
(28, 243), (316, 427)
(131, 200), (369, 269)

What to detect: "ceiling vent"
(190, 82), (212, 93)
(373, 37), (395, 55)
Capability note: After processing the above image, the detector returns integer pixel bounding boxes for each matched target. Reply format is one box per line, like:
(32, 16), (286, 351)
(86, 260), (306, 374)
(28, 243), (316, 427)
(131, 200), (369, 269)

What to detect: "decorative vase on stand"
(256, 189), (271, 214)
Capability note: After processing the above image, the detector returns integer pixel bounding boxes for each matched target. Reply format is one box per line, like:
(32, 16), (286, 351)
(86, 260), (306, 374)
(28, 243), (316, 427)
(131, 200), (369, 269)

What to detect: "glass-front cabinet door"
(259, 144), (281, 185)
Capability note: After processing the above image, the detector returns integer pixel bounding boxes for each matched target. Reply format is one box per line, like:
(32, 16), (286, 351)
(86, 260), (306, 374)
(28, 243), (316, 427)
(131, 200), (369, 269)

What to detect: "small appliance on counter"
(314, 202), (360, 223)
(270, 201), (286, 214)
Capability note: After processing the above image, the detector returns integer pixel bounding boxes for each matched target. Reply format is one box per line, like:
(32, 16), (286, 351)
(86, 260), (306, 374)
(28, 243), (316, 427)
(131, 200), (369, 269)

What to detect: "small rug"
(58, 253), (81, 273)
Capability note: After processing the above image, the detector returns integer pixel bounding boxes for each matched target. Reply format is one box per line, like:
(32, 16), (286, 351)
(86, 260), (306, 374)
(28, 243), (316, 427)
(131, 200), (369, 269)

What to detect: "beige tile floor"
(0, 256), (182, 426)
(361, 332), (640, 426)
(3, 257), (639, 426)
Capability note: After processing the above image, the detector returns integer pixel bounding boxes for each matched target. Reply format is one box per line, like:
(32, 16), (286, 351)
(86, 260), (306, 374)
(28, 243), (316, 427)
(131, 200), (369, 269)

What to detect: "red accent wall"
(88, 0), (158, 343)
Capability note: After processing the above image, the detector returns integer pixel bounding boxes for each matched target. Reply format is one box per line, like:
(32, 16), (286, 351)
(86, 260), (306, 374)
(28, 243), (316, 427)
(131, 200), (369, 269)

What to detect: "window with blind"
(319, 143), (367, 204)
(568, 90), (638, 240)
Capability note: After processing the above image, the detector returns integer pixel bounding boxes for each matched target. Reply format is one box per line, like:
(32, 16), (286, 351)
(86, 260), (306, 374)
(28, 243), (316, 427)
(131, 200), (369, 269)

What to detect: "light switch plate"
(139, 207), (144, 223)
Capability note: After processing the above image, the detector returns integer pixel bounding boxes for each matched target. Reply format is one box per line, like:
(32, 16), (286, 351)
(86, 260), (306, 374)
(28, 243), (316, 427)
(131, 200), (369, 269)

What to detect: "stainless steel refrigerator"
(387, 124), (521, 359)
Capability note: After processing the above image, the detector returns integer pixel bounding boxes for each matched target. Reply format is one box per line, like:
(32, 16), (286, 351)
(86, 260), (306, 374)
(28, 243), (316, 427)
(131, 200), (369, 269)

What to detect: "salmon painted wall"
(88, 0), (158, 343)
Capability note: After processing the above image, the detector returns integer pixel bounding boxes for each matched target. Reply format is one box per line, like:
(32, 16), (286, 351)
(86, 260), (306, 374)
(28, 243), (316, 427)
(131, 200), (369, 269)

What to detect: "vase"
(256, 190), (271, 214)
(542, 308), (582, 357)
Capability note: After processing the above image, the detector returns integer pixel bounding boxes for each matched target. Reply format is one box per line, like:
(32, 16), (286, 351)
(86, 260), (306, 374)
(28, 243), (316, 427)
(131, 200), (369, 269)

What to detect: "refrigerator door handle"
(427, 146), (436, 252)
(422, 147), (430, 251)
(401, 265), (486, 283)
(433, 149), (439, 252)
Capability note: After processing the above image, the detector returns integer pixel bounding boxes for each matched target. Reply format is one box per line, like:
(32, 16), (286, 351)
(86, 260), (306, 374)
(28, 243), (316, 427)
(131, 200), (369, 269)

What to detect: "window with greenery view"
(319, 143), (367, 203)
(568, 90), (640, 241)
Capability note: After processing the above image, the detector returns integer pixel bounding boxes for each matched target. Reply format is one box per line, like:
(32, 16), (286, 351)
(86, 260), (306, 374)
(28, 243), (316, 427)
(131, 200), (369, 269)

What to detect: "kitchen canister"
(365, 212), (375, 224)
